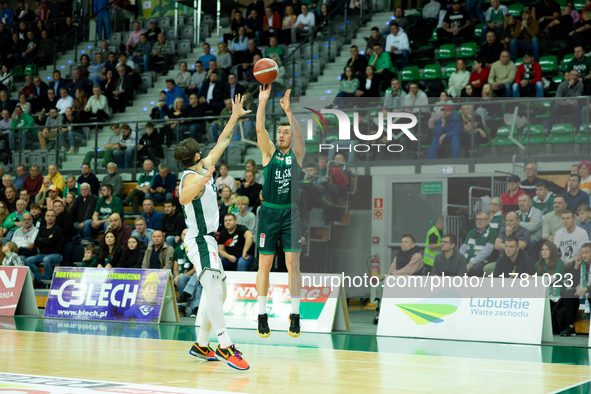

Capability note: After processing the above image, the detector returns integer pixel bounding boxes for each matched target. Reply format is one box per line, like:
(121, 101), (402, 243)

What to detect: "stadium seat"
(166, 29), (177, 42)
(435, 44), (456, 60)
(401, 66), (420, 82)
(178, 40), (191, 57)
(539, 56), (558, 73)
(326, 134), (339, 143)
(109, 32), (122, 48)
(422, 64), (442, 80)
(515, 57), (524, 67)
(444, 63), (456, 78)
(428, 28), (437, 42)
(548, 124), (574, 143)
(181, 26), (194, 41)
(305, 136), (320, 153)
(559, 54), (575, 71)
(574, 0), (585, 10)
(459, 42), (478, 58)
(474, 24), (484, 39)
(159, 17), (171, 30)
(575, 126), (591, 143)
(519, 125), (545, 145)
(492, 126), (514, 146)
(508, 4), (524, 17)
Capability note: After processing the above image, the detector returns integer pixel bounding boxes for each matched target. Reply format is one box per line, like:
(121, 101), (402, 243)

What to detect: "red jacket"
(515, 62), (542, 85)
(501, 189), (525, 215)
(468, 68), (490, 88)
(264, 13), (281, 30)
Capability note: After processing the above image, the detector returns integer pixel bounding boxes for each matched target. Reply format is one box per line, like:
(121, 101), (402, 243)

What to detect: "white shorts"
(184, 235), (226, 280)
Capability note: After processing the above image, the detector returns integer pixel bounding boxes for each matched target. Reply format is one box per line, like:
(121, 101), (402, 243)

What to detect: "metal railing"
(443, 203), (468, 246)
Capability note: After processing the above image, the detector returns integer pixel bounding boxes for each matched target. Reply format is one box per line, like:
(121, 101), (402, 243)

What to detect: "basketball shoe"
(215, 345), (250, 370)
(189, 342), (217, 361)
(257, 313), (271, 338)
(288, 313), (300, 337)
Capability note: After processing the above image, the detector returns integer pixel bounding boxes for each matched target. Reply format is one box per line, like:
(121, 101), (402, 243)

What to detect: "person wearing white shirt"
(295, 4), (315, 41)
(80, 85), (110, 123)
(554, 210), (589, 265)
(385, 22), (410, 67)
(56, 88), (74, 114)
(215, 163), (237, 194)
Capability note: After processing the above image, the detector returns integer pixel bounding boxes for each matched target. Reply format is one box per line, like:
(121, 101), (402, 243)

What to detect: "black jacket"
(113, 74), (135, 101)
(223, 83), (246, 100)
(116, 244), (146, 268)
(71, 194), (98, 223)
(161, 211), (185, 238)
(77, 174), (101, 196)
(493, 249), (535, 277)
(35, 224), (63, 254)
(198, 81), (225, 103)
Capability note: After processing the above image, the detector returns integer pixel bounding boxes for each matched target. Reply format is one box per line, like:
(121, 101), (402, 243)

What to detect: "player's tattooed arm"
(202, 95), (251, 169)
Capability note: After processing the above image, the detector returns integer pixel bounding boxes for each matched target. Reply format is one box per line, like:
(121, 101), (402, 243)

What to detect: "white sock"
(258, 296), (267, 315)
(197, 328), (211, 347)
(216, 328), (232, 348)
(291, 297), (300, 314)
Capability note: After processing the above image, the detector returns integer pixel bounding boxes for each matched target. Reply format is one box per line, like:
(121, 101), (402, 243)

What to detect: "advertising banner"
(0, 266), (38, 317)
(377, 276), (553, 345)
(197, 272), (349, 333)
(44, 268), (178, 323)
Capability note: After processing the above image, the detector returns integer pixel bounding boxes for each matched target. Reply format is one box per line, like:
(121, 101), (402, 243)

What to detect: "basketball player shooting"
(174, 94), (251, 371)
(255, 85), (306, 338)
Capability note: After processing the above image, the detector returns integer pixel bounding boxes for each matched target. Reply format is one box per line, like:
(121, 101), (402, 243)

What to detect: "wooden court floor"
(1, 329), (591, 394)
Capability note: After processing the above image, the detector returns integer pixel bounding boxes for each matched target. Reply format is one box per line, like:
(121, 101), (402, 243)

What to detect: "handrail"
(468, 186), (492, 219)
(0, 41), (57, 86)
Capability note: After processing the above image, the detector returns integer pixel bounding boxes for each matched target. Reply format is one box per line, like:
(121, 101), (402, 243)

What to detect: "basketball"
(254, 58), (279, 84)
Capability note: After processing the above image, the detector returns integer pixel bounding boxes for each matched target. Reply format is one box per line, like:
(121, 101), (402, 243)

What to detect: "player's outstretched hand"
(232, 94), (252, 118)
(203, 166), (215, 183)
(280, 89), (291, 112)
(259, 84), (272, 103)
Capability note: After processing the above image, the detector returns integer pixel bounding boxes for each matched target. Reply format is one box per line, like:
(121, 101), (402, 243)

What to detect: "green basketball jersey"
(263, 148), (300, 206)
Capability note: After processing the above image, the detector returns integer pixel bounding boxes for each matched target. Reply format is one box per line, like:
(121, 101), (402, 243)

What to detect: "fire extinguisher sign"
(374, 198), (383, 220)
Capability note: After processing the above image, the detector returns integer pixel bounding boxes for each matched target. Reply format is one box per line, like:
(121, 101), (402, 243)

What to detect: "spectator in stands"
(115, 236), (145, 269)
(565, 46), (591, 95)
(295, 4), (315, 41)
(511, 9), (540, 62)
(55, 88), (73, 115)
(237, 170), (262, 209)
(129, 34), (151, 72)
(459, 104), (489, 152)
(102, 162), (122, 199)
(147, 162), (177, 204)
(431, 234), (466, 276)
(579, 160), (591, 195)
(428, 105), (463, 159)
(493, 235), (535, 276)
(482, 0), (509, 43)
(12, 212), (37, 255)
(77, 163), (100, 196)
(103, 212), (132, 249)
(71, 182), (97, 237)
(9, 105), (35, 151)
(513, 52), (544, 98)
(501, 174), (525, 214)
(460, 211), (497, 276)
(215, 163), (237, 194)
(540, 4), (573, 57)
(22, 165), (42, 199)
(78, 55), (91, 79)
(17, 94), (31, 115)
(382, 234), (424, 277)
(178, 94), (207, 142)
(111, 65), (134, 114)
(437, 0), (473, 46)
(533, 0), (561, 29)
(145, 20), (161, 42)
(447, 59), (470, 98)
(518, 194), (544, 248)
(126, 20), (145, 55)
(141, 230), (173, 269)
(30, 77), (48, 113)
(63, 176), (79, 197)
(66, 69), (88, 100)
(83, 184), (123, 239)
(230, 26), (249, 61)
(326, 66), (359, 110)
(198, 43), (216, 71)
(577, 205), (591, 239)
(172, 62), (191, 91)
(141, 198), (162, 231)
(245, 9), (263, 46)
(97, 231), (122, 268)
(488, 50), (516, 97)
(25, 209), (62, 283)
(2, 198), (28, 242)
(262, 6), (281, 42)
(112, 124), (136, 170)
(385, 22), (410, 68)
(368, 44), (395, 88)
(80, 85), (109, 123)
(149, 32), (173, 76)
(184, 61), (206, 96)
(159, 79), (188, 119)
(60, 107), (85, 155)
(543, 196), (567, 243)
(93, 0), (110, 40)
(123, 159), (154, 215)
(365, 27), (385, 57)
(355, 65), (382, 98)
(494, 210), (531, 256)
(517, 162), (541, 198)
(403, 83), (429, 115)
(217, 213), (253, 271)
(135, 123), (162, 165)
(198, 71), (225, 116)
(12, 165), (26, 191)
(223, 73), (246, 102)
(44, 184), (63, 211)
(36, 106), (61, 150)
(235, 195), (256, 234)
(554, 209), (588, 264)
(534, 181), (555, 214)
(563, 174), (589, 211)
(280, 5), (297, 44)
(480, 31), (505, 69)
(381, 79), (407, 111)
(571, 8), (591, 48)
(214, 42), (232, 71)
(161, 200), (184, 247)
(558, 241), (591, 336)
(132, 216), (153, 247)
(546, 70), (583, 137)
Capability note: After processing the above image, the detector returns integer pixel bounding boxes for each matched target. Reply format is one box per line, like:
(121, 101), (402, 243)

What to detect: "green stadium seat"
(574, 0), (585, 10)
(474, 24), (484, 39)
(548, 124), (574, 143)
(325, 134), (339, 143)
(552, 75), (565, 84)
(414, 46), (435, 61)
(444, 63), (456, 78)
(435, 44), (456, 60)
(492, 126), (514, 146)
(575, 126), (591, 143)
(459, 42), (478, 58)
(515, 57), (524, 67)
(423, 64), (442, 80)
(539, 56), (558, 73)
(429, 28), (438, 42)
(519, 125), (545, 144)
(401, 66), (421, 81)
(508, 4), (524, 18)
(559, 54), (575, 71)
(305, 136), (320, 153)
(24, 64), (36, 76)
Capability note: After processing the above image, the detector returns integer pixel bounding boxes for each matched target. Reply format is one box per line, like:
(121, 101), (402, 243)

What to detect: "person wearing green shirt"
(64, 175), (80, 196)
(533, 181), (555, 215)
(265, 36), (284, 61)
(2, 199), (29, 242)
(123, 159), (155, 215)
(82, 184), (124, 240)
(368, 44), (396, 86)
(80, 244), (99, 268)
(9, 106), (36, 151)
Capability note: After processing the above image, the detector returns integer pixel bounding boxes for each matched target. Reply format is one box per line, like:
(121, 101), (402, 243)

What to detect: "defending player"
(175, 94), (251, 371)
(255, 85), (306, 338)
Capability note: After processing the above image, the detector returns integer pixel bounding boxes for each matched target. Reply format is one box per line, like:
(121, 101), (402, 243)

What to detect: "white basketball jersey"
(180, 169), (219, 238)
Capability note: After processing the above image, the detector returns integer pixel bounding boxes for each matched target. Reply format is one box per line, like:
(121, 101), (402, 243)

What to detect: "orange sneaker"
(214, 344), (250, 370)
(189, 342), (217, 361)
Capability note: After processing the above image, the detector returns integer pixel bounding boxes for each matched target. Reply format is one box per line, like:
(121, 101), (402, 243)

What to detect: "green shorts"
(257, 203), (302, 254)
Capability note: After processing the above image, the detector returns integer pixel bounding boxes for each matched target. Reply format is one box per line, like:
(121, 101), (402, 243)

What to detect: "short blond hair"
(235, 196), (249, 205)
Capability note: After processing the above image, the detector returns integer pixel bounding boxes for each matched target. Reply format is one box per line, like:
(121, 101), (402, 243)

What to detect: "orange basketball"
(254, 58), (279, 84)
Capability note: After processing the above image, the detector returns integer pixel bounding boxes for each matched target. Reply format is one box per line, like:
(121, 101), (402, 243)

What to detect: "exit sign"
(440, 165), (454, 175)
(422, 182), (443, 194)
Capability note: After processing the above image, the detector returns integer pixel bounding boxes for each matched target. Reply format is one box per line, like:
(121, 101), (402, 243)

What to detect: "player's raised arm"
(179, 167), (216, 205)
(202, 94), (251, 169)
(256, 84), (276, 164)
(280, 89), (305, 166)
